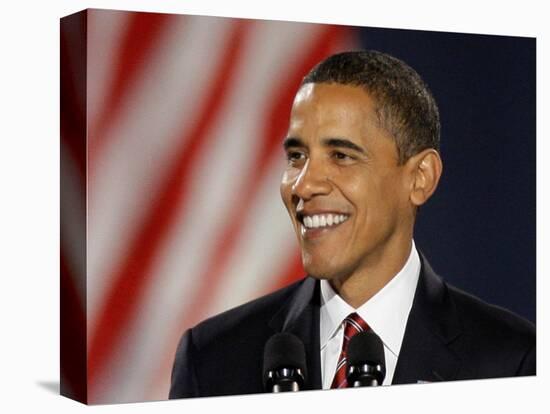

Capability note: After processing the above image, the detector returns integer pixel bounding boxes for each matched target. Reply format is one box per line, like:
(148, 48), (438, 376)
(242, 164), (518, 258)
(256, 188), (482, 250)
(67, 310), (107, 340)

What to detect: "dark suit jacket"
(169, 255), (535, 398)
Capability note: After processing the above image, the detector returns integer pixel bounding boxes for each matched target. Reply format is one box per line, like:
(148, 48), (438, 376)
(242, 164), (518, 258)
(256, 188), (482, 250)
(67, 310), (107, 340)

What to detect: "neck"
(330, 237), (413, 308)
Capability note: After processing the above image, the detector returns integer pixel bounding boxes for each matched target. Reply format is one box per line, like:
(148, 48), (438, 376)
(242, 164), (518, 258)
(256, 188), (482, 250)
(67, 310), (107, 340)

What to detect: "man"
(169, 50), (535, 398)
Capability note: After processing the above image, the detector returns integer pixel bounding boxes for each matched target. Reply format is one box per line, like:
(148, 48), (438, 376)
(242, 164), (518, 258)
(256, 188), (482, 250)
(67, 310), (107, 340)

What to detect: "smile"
(301, 213), (350, 229)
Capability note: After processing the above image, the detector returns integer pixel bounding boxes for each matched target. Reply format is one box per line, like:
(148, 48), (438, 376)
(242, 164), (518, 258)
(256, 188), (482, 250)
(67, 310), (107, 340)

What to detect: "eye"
(332, 151), (355, 161)
(286, 150), (306, 163)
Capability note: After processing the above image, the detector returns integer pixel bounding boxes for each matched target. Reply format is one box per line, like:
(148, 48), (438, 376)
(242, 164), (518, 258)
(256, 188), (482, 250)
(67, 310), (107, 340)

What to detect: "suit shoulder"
(170, 279), (309, 397)
(189, 278), (306, 348)
(447, 283), (535, 346)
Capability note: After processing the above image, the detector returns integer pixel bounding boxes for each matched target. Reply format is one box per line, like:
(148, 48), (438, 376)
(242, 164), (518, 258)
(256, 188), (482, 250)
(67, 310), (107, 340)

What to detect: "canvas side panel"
(60, 9), (88, 405)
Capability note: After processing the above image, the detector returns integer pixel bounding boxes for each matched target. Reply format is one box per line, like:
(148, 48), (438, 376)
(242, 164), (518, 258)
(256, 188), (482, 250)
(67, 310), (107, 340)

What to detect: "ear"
(406, 149), (443, 207)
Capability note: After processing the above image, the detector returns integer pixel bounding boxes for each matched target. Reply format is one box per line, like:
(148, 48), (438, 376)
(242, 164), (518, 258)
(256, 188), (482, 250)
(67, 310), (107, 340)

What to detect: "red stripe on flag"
(87, 21), (251, 396)
(89, 12), (178, 172)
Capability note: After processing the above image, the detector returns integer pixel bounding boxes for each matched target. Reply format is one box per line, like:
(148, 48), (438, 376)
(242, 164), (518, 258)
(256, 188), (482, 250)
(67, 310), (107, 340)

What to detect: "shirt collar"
(320, 241), (421, 358)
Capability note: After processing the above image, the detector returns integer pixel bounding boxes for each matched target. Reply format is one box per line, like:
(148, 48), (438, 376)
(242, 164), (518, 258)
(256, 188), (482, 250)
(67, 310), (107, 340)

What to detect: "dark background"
(357, 27), (536, 323)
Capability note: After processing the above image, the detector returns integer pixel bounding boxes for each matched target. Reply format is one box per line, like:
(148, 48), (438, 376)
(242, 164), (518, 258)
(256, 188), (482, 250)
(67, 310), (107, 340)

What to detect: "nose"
(291, 157), (332, 201)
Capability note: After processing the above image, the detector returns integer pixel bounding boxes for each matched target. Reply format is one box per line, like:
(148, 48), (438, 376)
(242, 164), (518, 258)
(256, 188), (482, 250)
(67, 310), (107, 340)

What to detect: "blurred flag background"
(61, 9), (358, 404)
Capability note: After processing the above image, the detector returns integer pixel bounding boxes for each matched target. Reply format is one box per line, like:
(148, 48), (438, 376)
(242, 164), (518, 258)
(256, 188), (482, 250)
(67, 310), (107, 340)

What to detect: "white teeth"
(312, 215), (320, 228)
(301, 213), (349, 229)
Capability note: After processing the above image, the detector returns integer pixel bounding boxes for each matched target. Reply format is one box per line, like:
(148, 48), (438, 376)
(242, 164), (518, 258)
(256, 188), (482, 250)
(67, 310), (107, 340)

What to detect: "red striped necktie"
(330, 312), (370, 389)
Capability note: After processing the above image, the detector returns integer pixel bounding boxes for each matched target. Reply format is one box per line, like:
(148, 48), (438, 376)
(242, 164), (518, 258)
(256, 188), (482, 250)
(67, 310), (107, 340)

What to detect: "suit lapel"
(268, 277), (323, 390)
(393, 254), (463, 384)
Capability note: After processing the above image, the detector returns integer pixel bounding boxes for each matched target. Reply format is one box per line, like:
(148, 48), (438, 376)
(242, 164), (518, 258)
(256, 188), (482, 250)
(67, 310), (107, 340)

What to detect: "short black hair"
(301, 50), (440, 164)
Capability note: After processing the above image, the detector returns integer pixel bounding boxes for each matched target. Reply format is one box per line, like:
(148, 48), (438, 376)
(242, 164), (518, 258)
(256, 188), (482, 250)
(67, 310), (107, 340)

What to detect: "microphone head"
(263, 332), (307, 390)
(348, 330), (385, 366)
(263, 332), (307, 373)
(347, 330), (386, 384)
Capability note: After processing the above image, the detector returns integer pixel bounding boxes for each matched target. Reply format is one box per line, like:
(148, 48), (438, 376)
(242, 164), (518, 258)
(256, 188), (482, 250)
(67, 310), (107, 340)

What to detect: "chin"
(302, 258), (326, 279)
(302, 250), (357, 282)
(303, 259), (342, 281)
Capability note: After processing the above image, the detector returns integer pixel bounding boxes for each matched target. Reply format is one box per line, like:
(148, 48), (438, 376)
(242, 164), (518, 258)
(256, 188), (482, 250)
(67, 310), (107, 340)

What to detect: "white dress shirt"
(319, 241), (421, 388)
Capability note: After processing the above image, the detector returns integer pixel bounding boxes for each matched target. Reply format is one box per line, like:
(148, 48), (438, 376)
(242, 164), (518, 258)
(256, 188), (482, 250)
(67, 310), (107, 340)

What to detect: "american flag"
(60, 8), (358, 404)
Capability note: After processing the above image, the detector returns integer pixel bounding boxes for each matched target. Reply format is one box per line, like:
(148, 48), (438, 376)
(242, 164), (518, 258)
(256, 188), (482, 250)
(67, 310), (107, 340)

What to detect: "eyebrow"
(283, 136), (366, 155)
(283, 137), (304, 150)
(322, 138), (366, 154)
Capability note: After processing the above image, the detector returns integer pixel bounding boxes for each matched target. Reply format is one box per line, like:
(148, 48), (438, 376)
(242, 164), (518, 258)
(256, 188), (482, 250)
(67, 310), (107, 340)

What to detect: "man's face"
(280, 83), (414, 283)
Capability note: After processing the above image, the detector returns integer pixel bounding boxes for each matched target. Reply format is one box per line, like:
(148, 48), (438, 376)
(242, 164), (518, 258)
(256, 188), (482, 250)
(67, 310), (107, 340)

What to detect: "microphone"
(346, 330), (386, 387)
(263, 332), (307, 392)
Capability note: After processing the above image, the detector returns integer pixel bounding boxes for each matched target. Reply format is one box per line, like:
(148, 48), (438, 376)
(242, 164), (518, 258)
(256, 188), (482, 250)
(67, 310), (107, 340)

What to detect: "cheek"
(281, 167), (302, 191)
(334, 170), (369, 213)
(344, 172), (396, 223)
(280, 170), (297, 209)
(281, 168), (297, 187)
(368, 174), (407, 225)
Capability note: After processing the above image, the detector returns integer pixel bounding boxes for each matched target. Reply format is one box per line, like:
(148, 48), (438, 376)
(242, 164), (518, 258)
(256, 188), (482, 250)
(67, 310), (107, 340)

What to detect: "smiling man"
(280, 80), (438, 309)
(169, 51), (535, 399)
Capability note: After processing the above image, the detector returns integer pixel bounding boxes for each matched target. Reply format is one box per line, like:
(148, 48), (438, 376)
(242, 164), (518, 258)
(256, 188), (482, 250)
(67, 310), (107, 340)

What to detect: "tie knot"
(343, 312), (369, 338)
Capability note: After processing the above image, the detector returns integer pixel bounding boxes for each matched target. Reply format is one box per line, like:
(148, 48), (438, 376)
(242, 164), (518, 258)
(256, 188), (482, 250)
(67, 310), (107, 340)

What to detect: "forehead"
(289, 83), (380, 132)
